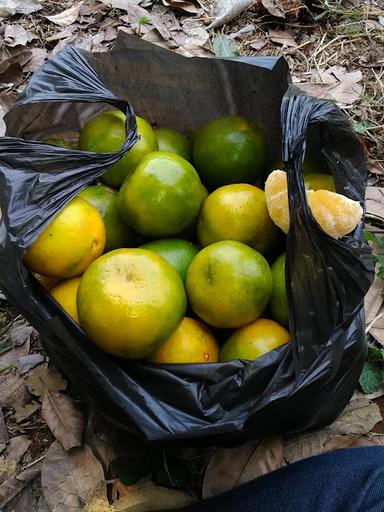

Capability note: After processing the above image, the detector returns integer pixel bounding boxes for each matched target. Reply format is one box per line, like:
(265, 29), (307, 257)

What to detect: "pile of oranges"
(25, 110), (363, 364)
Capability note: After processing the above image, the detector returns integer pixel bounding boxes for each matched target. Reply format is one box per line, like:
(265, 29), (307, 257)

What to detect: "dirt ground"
(0, 0), (384, 510)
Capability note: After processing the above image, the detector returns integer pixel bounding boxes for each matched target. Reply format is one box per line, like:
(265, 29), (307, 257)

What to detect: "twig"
(366, 311), (384, 334)
(22, 454), (46, 471)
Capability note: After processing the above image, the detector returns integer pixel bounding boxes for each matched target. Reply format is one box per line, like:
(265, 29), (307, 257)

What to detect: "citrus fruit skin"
(44, 137), (76, 149)
(265, 170), (363, 239)
(197, 184), (279, 254)
(118, 151), (204, 237)
(219, 318), (290, 362)
(24, 197), (106, 279)
(79, 185), (135, 252)
(148, 317), (219, 364)
(50, 277), (81, 323)
(77, 248), (187, 359)
(186, 241), (273, 328)
(34, 273), (61, 291)
(140, 238), (199, 284)
(269, 253), (289, 326)
(192, 115), (267, 190)
(78, 111), (158, 189)
(155, 128), (192, 161)
(304, 173), (335, 192)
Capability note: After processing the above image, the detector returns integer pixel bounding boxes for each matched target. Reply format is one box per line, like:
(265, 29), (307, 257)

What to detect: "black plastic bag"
(0, 34), (374, 447)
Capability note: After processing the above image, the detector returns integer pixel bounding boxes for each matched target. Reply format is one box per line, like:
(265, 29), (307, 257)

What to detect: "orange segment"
(265, 170), (363, 239)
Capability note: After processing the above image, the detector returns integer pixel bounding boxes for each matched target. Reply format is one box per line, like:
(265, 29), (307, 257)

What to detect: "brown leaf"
(42, 391), (84, 451)
(366, 187), (384, 218)
(208, 0), (254, 29)
(365, 270), (384, 326)
(14, 402), (40, 423)
(284, 430), (331, 463)
(0, 458), (17, 485)
(269, 29), (298, 47)
(0, 372), (31, 409)
(84, 414), (115, 475)
(0, 0), (42, 18)
(112, 480), (194, 511)
(0, 408), (8, 444)
(368, 162), (384, 175)
(0, 339), (30, 373)
(45, 2), (84, 27)
(41, 441), (106, 512)
(23, 48), (48, 73)
(249, 39), (267, 50)
(3, 24), (29, 47)
(162, 0), (199, 14)
(0, 57), (23, 90)
(83, 496), (113, 511)
(25, 364), (67, 398)
(18, 353), (45, 375)
(0, 464), (41, 509)
(262, 0), (285, 17)
(328, 397), (382, 435)
(97, 0), (144, 9)
(6, 435), (31, 463)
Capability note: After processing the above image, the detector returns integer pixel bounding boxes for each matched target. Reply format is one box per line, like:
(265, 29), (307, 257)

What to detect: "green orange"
(50, 277), (81, 323)
(118, 151), (204, 237)
(78, 111), (158, 189)
(219, 318), (290, 362)
(77, 248), (187, 359)
(44, 137), (76, 149)
(269, 253), (289, 326)
(186, 241), (273, 328)
(197, 184), (279, 254)
(155, 128), (192, 161)
(140, 238), (199, 284)
(148, 317), (219, 364)
(192, 115), (267, 190)
(79, 185), (135, 252)
(304, 173), (336, 192)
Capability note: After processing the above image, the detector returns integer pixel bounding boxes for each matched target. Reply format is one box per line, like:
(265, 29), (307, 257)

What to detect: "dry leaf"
(208, 0), (253, 29)
(7, 318), (36, 347)
(18, 353), (44, 374)
(14, 402), (40, 423)
(203, 438), (283, 498)
(365, 270), (384, 326)
(269, 29), (298, 47)
(45, 2), (83, 27)
(0, 372), (30, 409)
(162, 0), (199, 13)
(0, 408), (8, 444)
(0, 0), (41, 18)
(0, 102), (6, 137)
(97, 0), (143, 8)
(41, 441), (107, 512)
(0, 339), (30, 373)
(366, 187), (384, 218)
(84, 414), (115, 475)
(83, 496), (113, 511)
(249, 39), (267, 50)
(284, 430), (331, 463)
(0, 465), (41, 508)
(329, 397), (382, 434)
(25, 364), (67, 398)
(3, 24), (29, 47)
(42, 391), (85, 451)
(23, 47), (48, 73)
(262, 0), (285, 17)
(6, 435), (31, 464)
(0, 458), (17, 483)
(112, 480), (194, 511)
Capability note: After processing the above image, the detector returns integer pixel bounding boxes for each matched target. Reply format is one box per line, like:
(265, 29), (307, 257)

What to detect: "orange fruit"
(78, 111), (158, 189)
(34, 273), (61, 291)
(79, 185), (135, 252)
(304, 173), (335, 192)
(197, 184), (279, 254)
(186, 241), (273, 328)
(155, 128), (192, 161)
(50, 277), (81, 323)
(269, 253), (288, 326)
(24, 197), (106, 278)
(140, 238), (199, 284)
(220, 318), (290, 362)
(148, 317), (219, 364)
(192, 115), (267, 190)
(118, 151), (204, 237)
(44, 137), (76, 149)
(77, 248), (187, 359)
(265, 170), (363, 239)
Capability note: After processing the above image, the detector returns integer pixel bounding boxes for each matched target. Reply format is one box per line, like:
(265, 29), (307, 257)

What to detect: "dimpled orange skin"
(148, 317), (219, 364)
(77, 248), (187, 359)
(24, 197), (106, 278)
(219, 318), (291, 362)
(50, 277), (81, 323)
(265, 170), (363, 239)
(197, 184), (279, 254)
(186, 240), (273, 329)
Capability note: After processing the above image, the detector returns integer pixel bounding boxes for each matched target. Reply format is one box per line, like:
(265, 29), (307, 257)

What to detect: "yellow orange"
(24, 197), (106, 278)
(50, 277), (81, 323)
(148, 317), (219, 364)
